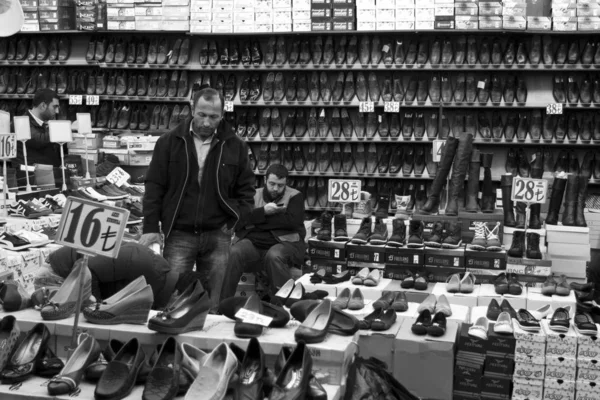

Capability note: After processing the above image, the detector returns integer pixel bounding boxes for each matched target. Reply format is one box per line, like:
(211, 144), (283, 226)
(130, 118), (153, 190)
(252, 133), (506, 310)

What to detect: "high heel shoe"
(40, 260), (91, 320)
(0, 323), (51, 383)
(148, 280), (210, 334)
(102, 276), (147, 305)
(237, 338), (265, 400)
(47, 334), (101, 395)
(234, 294), (264, 338)
(274, 279), (295, 304)
(83, 285), (154, 325)
(268, 342), (312, 400)
(285, 282), (305, 308)
(218, 296), (290, 328)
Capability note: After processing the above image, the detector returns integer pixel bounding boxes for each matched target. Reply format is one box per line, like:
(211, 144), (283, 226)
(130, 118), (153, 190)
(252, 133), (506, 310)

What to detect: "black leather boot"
(529, 150), (544, 229)
(481, 153), (495, 213)
(317, 212), (332, 241)
(526, 232), (542, 259)
(575, 175), (588, 227)
(546, 177), (567, 225)
(464, 149), (481, 213)
(446, 134), (473, 216)
(562, 174), (578, 226)
(374, 195), (390, 219)
(419, 136), (458, 214)
(515, 201), (526, 229)
(501, 174), (516, 227)
(507, 229), (525, 258)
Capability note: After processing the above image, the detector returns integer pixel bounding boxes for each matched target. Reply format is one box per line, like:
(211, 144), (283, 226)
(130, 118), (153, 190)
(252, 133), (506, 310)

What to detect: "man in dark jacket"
(220, 164), (306, 301)
(140, 87), (255, 308)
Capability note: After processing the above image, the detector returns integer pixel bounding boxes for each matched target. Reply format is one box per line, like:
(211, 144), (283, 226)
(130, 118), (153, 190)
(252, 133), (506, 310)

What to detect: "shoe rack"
(1, 31), (599, 213)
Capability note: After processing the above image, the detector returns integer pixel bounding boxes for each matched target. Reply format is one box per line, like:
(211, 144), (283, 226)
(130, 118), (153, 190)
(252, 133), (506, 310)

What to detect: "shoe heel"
(122, 303), (152, 324)
(186, 311), (208, 331)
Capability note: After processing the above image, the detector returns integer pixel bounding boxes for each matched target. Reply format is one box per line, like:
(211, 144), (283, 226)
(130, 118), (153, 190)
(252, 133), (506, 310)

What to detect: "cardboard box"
(431, 282), (480, 308)
(544, 378), (575, 400)
(308, 238), (347, 260)
(306, 258), (347, 274)
(486, 326), (517, 355)
(393, 319), (458, 400)
(465, 249), (507, 271)
(457, 322), (486, 354)
(541, 319), (577, 358)
(546, 355), (576, 381)
(358, 318), (403, 371)
(513, 323), (547, 359)
(485, 355), (515, 376)
(479, 16), (502, 29)
(514, 357), (546, 380)
(385, 246), (424, 266)
(576, 380), (600, 400)
(425, 247), (465, 268)
(527, 16), (552, 30)
(347, 243), (386, 264)
(513, 377), (544, 400)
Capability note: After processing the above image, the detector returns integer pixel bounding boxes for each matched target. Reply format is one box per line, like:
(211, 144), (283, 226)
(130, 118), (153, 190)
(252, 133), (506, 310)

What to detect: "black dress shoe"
(371, 309), (397, 331)
(294, 299), (333, 344)
(141, 337), (181, 400)
(549, 308), (570, 332)
(411, 310), (432, 335)
(486, 298), (501, 321)
(95, 338), (146, 400)
(290, 300), (359, 336)
(1, 323), (50, 383)
(269, 342), (311, 400)
(373, 291), (395, 310)
(234, 294), (265, 338)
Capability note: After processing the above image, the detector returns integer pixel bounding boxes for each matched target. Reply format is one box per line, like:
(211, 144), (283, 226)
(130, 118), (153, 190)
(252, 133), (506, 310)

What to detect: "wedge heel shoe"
(148, 312), (208, 335)
(41, 261), (92, 320)
(83, 285), (153, 325)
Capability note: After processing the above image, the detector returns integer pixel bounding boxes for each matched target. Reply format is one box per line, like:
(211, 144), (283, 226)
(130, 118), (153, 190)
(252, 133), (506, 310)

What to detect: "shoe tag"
(85, 95), (99, 106)
(546, 103), (563, 115)
(382, 45), (390, 53)
(359, 102), (374, 113)
(69, 95), (82, 105)
(224, 101), (234, 112)
(235, 308), (273, 327)
(106, 167), (131, 187)
(477, 81), (486, 89)
(384, 102), (400, 113)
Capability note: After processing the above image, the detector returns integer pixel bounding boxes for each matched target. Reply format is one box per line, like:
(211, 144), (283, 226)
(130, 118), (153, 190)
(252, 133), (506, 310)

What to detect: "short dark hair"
(265, 164), (289, 180)
(32, 89), (59, 108)
(192, 87), (224, 113)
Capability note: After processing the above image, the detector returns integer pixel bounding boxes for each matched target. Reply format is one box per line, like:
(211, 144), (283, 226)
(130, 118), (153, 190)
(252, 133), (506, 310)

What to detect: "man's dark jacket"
(143, 118), (256, 238)
(16, 112), (63, 167)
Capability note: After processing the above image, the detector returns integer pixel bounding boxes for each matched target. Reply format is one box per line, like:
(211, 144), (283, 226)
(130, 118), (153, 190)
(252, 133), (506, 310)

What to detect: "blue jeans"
(163, 228), (231, 309)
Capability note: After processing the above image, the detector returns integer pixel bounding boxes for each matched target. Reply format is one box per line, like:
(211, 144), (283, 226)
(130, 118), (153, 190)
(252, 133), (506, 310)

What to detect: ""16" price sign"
(511, 177), (548, 204)
(328, 179), (361, 203)
(55, 198), (130, 258)
(0, 134), (16, 160)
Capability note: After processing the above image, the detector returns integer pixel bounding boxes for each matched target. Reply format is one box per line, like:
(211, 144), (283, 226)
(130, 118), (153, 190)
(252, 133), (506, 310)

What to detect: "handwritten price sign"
(546, 103), (563, 115)
(234, 308), (273, 327)
(511, 177), (548, 204)
(383, 102), (400, 113)
(359, 102), (374, 113)
(0, 134), (17, 160)
(328, 179), (361, 203)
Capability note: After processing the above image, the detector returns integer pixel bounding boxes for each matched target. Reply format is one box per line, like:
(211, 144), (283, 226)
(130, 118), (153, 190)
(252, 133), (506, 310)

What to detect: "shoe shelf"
(0, 94), (191, 103)
(473, 138), (600, 146)
(0, 60), (84, 66)
(254, 169), (436, 180)
(185, 29), (600, 36)
(245, 136), (437, 143)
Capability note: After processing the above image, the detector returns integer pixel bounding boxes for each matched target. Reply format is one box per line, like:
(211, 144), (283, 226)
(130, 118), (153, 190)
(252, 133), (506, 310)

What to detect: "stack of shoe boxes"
(384, 221), (425, 280)
(21, 0), (40, 31)
(307, 237), (348, 275)
(332, 0), (355, 31)
(552, 0), (578, 31)
(415, 0), (435, 30)
(190, 0), (211, 32)
(212, 0), (235, 33)
(480, 326), (515, 399)
(162, 0), (191, 31)
(576, 326), (600, 399)
(375, 0), (395, 31)
(311, 0), (332, 31)
(346, 241), (385, 278)
(455, 0), (478, 30)
(272, 0), (293, 32)
(107, 1), (135, 31)
(511, 324), (547, 400)
(577, 0), (600, 31)
(135, 2), (163, 31)
(503, 0), (527, 29)
(396, 0), (414, 30)
(434, 0), (454, 29)
(480, 0), (502, 29)
(67, 133), (101, 165)
(453, 323), (487, 399)
(356, 0), (375, 30)
(545, 224), (589, 281)
(232, 0), (255, 32)
(293, 0), (311, 31)
(542, 320), (578, 400)
(39, 0), (76, 30)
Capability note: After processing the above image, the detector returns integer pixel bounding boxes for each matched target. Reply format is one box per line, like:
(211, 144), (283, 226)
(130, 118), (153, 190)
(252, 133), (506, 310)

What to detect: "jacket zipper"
(216, 140), (239, 234)
(167, 136), (190, 239)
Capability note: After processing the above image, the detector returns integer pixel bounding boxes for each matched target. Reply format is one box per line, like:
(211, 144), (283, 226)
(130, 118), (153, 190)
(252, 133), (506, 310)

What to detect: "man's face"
(41, 99), (60, 121)
(265, 174), (287, 200)
(192, 97), (223, 139)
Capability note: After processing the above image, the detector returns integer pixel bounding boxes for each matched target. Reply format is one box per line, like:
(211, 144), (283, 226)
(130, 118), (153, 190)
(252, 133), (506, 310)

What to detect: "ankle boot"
(388, 218), (406, 247)
(407, 220), (424, 248)
(446, 134), (474, 216)
(317, 212), (332, 241)
(575, 175), (588, 227)
(481, 153), (495, 213)
(419, 137), (458, 215)
(465, 149), (481, 213)
(546, 177), (567, 225)
(562, 174), (578, 226)
(441, 221), (462, 249)
(526, 232), (542, 259)
(515, 202), (526, 229)
(374, 195), (390, 219)
(501, 174), (516, 227)
(507, 230), (525, 258)
(333, 214), (349, 241)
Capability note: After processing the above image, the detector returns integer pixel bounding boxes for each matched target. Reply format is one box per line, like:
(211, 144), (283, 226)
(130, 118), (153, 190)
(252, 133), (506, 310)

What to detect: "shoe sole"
(575, 325), (598, 336)
(334, 236), (349, 242)
(548, 323), (569, 333)
(406, 243), (424, 248)
(351, 238), (368, 244)
(494, 326), (514, 334)
(514, 320), (541, 332)
(369, 239), (387, 245)
(424, 241), (442, 248)
(468, 244), (486, 251)
(486, 245), (502, 252)
(442, 241), (462, 249)
(386, 241), (404, 247)
(148, 312), (208, 334)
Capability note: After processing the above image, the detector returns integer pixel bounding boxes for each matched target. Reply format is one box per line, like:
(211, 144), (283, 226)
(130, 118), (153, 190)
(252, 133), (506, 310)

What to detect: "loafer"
(434, 294), (452, 317)
(411, 310), (432, 335)
(427, 312), (447, 337)
(348, 288), (364, 310)
(351, 267), (370, 285)
(48, 334), (101, 396)
(364, 269), (381, 287)
(542, 275), (557, 296)
(371, 309), (397, 331)
(184, 343), (238, 400)
(0, 323), (50, 384)
(142, 337), (181, 400)
(468, 317), (489, 340)
(494, 273), (509, 295)
(493, 312), (514, 334)
(414, 274), (428, 291)
(85, 339), (123, 381)
(417, 294), (436, 314)
(41, 260), (91, 320)
(372, 291), (395, 310)
(508, 274), (523, 295)
(391, 291), (408, 312)
(401, 274), (415, 289)
(332, 288), (350, 310)
(290, 300), (359, 336)
(515, 309), (540, 332)
(549, 307), (570, 333)
(180, 343), (206, 381)
(575, 313), (598, 336)
(486, 298), (501, 321)
(294, 299), (333, 344)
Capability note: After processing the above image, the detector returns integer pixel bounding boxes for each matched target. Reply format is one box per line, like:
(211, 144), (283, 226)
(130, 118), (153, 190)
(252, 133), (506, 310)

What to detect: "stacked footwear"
(86, 37), (190, 65)
(93, 101), (190, 131)
(0, 230), (52, 251)
(8, 200), (52, 219)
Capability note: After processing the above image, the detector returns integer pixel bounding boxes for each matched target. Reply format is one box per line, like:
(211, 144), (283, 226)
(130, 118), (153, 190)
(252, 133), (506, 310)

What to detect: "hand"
(139, 233), (162, 247)
(264, 202), (285, 216)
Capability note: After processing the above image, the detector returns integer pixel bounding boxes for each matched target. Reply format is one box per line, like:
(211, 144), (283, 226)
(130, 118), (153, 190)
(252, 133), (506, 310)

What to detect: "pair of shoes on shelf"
(332, 288), (364, 310)
(372, 291), (408, 312)
(412, 310), (446, 337)
(290, 299), (359, 340)
(446, 272), (475, 294)
(493, 272), (523, 295)
(352, 267), (381, 287)
(542, 274), (571, 296)
(400, 272), (429, 290)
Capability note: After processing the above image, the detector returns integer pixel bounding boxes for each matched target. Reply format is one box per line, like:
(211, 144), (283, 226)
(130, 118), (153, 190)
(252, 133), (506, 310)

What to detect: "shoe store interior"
(1, 0), (600, 399)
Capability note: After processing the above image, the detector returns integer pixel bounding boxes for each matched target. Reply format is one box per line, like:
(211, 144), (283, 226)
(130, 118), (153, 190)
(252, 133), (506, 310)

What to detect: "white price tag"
(359, 102), (374, 113)
(477, 81), (486, 89)
(0, 134), (17, 160)
(76, 113), (92, 135)
(384, 102), (400, 113)
(546, 103), (563, 115)
(224, 101), (234, 112)
(69, 95), (83, 105)
(511, 177), (548, 204)
(432, 140), (446, 163)
(106, 167), (131, 187)
(234, 308), (273, 327)
(328, 179), (361, 203)
(55, 198), (130, 258)
(85, 95), (100, 106)
(13, 116), (31, 140)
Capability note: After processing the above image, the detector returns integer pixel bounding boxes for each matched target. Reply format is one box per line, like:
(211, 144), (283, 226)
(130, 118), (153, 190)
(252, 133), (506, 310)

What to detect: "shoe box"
(383, 245), (424, 280)
(512, 322), (547, 361)
(506, 255), (552, 288)
(424, 246), (465, 282)
(513, 377), (544, 400)
(305, 257), (347, 275)
(545, 224), (590, 279)
(346, 242), (386, 264)
(544, 378), (576, 400)
(393, 319), (459, 400)
(465, 249), (508, 283)
(357, 317), (404, 374)
(308, 237), (347, 261)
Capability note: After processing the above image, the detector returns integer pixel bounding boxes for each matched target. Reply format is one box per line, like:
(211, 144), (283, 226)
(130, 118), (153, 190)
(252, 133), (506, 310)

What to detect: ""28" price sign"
(0, 134), (16, 160)
(511, 177), (548, 204)
(55, 198), (130, 258)
(328, 179), (361, 203)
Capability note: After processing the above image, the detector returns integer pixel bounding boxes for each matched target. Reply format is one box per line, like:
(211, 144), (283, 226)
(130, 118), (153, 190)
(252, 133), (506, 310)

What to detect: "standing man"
(140, 87), (255, 308)
(16, 89), (63, 167)
(220, 164), (307, 301)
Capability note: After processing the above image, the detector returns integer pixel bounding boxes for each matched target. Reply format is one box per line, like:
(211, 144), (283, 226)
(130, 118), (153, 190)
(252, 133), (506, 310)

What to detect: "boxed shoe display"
(346, 243), (386, 264)
(513, 377), (544, 400)
(308, 237), (347, 261)
(432, 282), (480, 308)
(544, 378), (576, 400)
(514, 356), (546, 380)
(546, 355), (577, 382)
(306, 258), (347, 274)
(358, 318), (404, 372)
(541, 319), (577, 358)
(513, 323), (547, 360)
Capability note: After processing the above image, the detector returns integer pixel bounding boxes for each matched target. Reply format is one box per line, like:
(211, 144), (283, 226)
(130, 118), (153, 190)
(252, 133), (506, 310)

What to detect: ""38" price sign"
(328, 179), (361, 203)
(55, 198), (130, 258)
(511, 177), (548, 204)
(0, 134), (16, 160)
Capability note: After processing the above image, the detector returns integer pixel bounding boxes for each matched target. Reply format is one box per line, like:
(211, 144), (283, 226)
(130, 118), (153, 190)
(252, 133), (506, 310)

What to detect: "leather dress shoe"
(290, 300), (359, 336)
(356, 72), (367, 102)
(294, 299), (333, 344)
(323, 36), (334, 65)
(0, 323), (50, 383)
(275, 37), (286, 65)
(319, 71), (331, 102)
(359, 35), (370, 65)
(416, 77), (428, 103)
(311, 36), (322, 65)
(335, 36), (346, 65)
(48, 334), (101, 396)
(184, 343), (238, 400)
(343, 71), (355, 102)
(268, 342), (311, 400)
(567, 75), (579, 104)
(455, 35), (466, 65)
(453, 73), (465, 103)
(354, 143), (366, 173)
(368, 72), (380, 102)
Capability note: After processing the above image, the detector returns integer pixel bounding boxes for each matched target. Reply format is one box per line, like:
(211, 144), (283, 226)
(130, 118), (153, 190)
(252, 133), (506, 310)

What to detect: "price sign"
(106, 167), (131, 187)
(234, 307), (273, 327)
(85, 95), (100, 106)
(511, 177), (548, 204)
(328, 179), (361, 203)
(69, 95), (83, 105)
(383, 101), (400, 113)
(546, 103), (563, 115)
(359, 102), (374, 113)
(55, 198), (130, 258)
(432, 139), (446, 163)
(224, 101), (234, 112)
(0, 134), (17, 160)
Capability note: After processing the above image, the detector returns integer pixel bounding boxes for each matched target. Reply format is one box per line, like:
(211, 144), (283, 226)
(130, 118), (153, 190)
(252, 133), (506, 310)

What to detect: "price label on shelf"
(432, 140), (446, 163)
(224, 101), (234, 112)
(234, 308), (273, 327)
(383, 102), (400, 113)
(106, 167), (131, 187)
(546, 103), (563, 115)
(0, 134), (17, 160)
(69, 95), (83, 105)
(511, 177), (548, 204)
(85, 95), (100, 106)
(55, 198), (130, 258)
(328, 179), (361, 203)
(359, 102), (374, 113)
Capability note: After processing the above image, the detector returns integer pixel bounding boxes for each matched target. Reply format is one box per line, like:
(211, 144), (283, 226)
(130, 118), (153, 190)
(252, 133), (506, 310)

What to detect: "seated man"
(220, 164), (306, 300)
